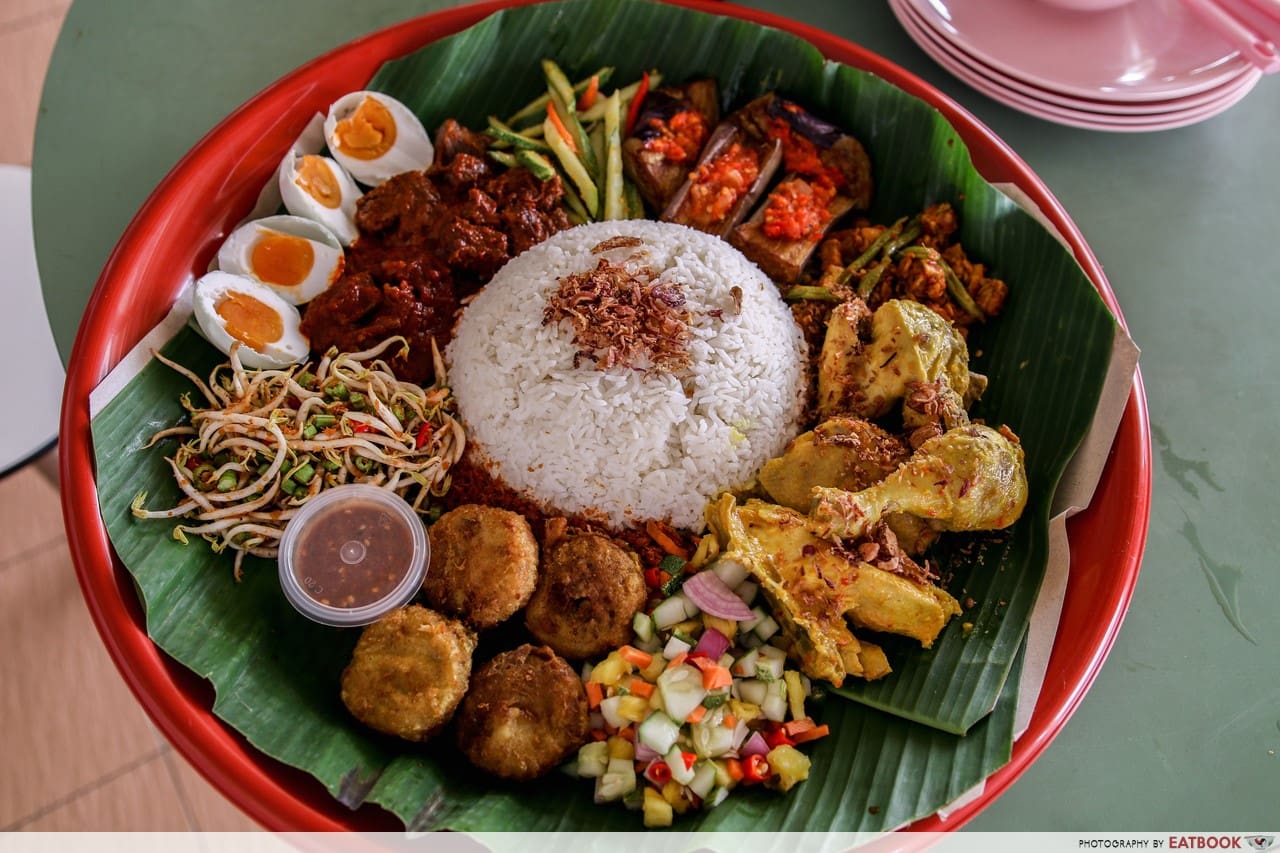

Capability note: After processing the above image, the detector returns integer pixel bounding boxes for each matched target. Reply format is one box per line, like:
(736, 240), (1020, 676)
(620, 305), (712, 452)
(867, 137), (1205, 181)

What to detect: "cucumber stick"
(543, 115), (599, 217)
(602, 90), (625, 221)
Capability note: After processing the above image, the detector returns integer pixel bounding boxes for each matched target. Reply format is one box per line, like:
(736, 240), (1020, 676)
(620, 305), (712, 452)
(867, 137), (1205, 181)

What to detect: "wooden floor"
(0, 0), (258, 831)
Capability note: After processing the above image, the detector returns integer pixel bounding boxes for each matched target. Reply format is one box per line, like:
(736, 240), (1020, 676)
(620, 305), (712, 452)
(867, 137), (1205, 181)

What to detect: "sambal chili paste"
(762, 178), (837, 242)
(758, 114), (848, 242)
(681, 141), (761, 229)
(640, 109), (709, 164)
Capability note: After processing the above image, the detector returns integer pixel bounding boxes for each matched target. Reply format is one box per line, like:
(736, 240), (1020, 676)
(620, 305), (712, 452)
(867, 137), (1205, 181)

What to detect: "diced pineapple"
(784, 671), (806, 721)
(689, 533), (719, 570)
(607, 735), (635, 761)
(640, 654), (667, 682)
(617, 695), (650, 723)
(766, 745), (810, 792)
(589, 651), (633, 685)
(661, 780), (690, 814)
(643, 786), (674, 828)
(701, 613), (738, 640)
(727, 698), (763, 725)
(672, 618), (702, 637)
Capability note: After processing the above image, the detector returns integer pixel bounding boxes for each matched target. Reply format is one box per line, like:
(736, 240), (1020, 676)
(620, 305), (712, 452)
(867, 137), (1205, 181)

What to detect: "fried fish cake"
(524, 529), (646, 659)
(455, 644), (589, 780)
(340, 605), (477, 742)
(423, 504), (539, 630)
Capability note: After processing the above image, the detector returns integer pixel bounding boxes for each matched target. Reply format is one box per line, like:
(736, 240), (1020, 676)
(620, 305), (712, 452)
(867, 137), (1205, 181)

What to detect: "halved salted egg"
(217, 215), (345, 305)
(323, 91), (434, 186)
(192, 271), (310, 369)
(278, 153), (362, 246)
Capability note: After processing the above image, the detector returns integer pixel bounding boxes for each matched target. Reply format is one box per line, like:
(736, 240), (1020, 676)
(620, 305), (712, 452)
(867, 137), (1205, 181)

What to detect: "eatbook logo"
(1167, 838), (1278, 850)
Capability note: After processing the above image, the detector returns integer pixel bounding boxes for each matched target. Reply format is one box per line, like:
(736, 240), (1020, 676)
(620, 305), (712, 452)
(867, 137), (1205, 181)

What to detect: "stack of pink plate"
(890, 0), (1266, 131)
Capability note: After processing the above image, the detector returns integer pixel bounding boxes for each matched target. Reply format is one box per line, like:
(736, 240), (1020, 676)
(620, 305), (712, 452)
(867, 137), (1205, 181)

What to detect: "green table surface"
(34, 0), (1278, 832)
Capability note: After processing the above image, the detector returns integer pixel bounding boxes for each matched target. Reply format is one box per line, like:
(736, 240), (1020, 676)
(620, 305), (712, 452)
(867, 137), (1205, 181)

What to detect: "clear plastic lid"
(277, 484), (429, 627)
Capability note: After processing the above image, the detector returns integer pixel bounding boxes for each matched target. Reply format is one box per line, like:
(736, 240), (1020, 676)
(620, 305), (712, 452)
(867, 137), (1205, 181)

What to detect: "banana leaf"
(90, 0), (1116, 833)
(368, 0), (1114, 735)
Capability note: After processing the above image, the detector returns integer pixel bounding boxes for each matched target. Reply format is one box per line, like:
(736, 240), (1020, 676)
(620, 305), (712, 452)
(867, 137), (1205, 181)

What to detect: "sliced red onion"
(740, 731), (770, 758)
(682, 570), (755, 621)
(634, 741), (660, 763)
(693, 627), (731, 660)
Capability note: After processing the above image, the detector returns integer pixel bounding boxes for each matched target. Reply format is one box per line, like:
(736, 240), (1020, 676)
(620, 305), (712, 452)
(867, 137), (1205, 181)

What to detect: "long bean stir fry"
(131, 337), (464, 579)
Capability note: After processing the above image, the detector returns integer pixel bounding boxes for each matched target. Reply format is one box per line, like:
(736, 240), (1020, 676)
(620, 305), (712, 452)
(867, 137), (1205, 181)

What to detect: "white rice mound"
(446, 220), (808, 531)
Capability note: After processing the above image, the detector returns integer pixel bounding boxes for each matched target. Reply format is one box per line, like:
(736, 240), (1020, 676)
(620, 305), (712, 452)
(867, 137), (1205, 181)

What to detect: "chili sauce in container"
(278, 484), (428, 626)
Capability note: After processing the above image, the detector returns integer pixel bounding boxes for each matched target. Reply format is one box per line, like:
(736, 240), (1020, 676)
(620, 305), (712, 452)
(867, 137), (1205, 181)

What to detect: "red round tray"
(59, 0), (1151, 833)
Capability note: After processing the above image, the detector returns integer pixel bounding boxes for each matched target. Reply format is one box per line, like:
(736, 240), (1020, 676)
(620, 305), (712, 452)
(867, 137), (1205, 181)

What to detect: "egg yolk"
(216, 291), (284, 351)
(333, 96), (397, 161)
(294, 155), (343, 209)
(250, 231), (315, 287)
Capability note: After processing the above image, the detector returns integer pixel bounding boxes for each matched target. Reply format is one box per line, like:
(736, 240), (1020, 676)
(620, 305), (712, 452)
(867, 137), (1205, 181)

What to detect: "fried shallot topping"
(840, 522), (938, 586)
(591, 236), (643, 253)
(542, 256), (692, 373)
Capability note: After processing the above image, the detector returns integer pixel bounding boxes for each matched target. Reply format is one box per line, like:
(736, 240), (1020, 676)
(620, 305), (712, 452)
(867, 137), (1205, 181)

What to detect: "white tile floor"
(0, 0), (259, 831)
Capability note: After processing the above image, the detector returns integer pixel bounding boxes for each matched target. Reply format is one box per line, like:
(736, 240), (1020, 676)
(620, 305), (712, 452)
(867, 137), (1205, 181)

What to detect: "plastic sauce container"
(277, 484), (429, 627)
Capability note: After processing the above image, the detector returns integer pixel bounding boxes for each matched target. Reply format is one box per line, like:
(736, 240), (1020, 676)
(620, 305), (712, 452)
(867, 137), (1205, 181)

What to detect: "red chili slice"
(625, 71), (651, 137)
(647, 760), (672, 785)
(743, 753), (771, 784)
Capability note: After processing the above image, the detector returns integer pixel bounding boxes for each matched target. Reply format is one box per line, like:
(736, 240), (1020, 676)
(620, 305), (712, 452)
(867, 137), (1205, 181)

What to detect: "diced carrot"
(666, 652), (688, 670)
(585, 680), (605, 709)
(687, 655), (731, 687)
(724, 757), (745, 782)
(782, 718), (816, 738)
(577, 74), (600, 111)
(629, 678), (655, 699)
(546, 102), (577, 153)
(617, 725), (636, 742)
(790, 724), (830, 744)
(619, 645), (653, 669)
(722, 714), (737, 729)
(590, 729), (609, 741)
(701, 665), (734, 691)
(686, 704), (707, 724)
(646, 519), (691, 559)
